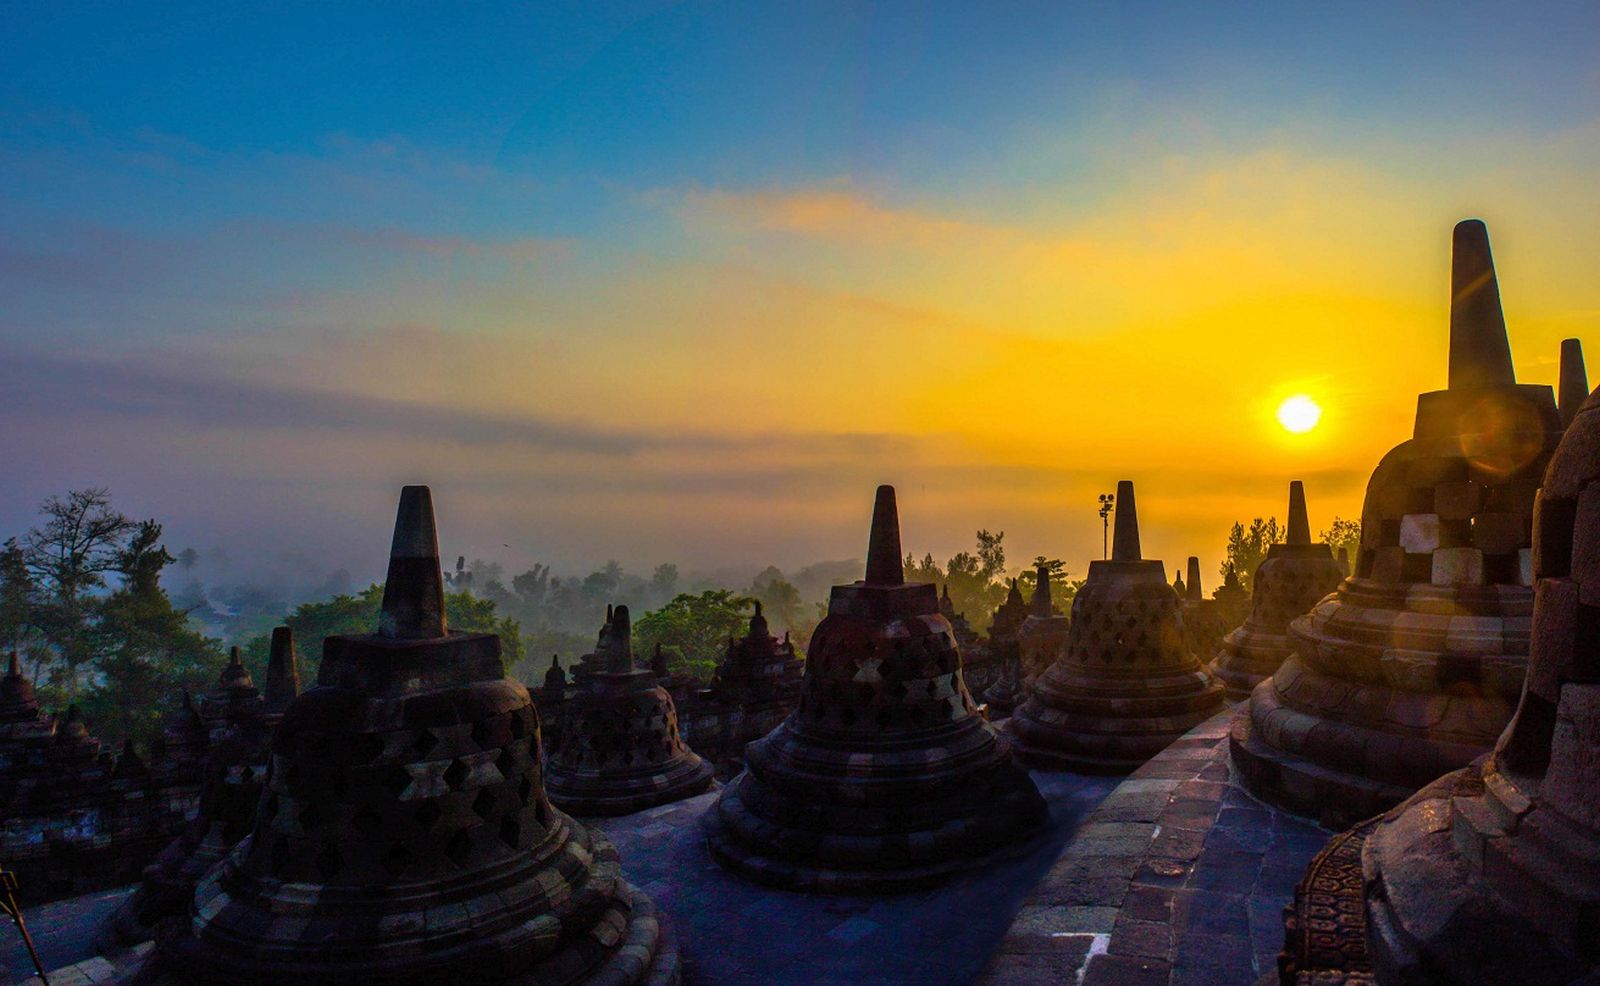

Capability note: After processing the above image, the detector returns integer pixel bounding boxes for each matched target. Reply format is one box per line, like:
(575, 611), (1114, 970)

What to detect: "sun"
(1277, 394), (1322, 434)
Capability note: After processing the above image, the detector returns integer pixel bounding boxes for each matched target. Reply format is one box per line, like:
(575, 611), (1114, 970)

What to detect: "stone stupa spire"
(377, 485), (447, 639)
(1185, 556), (1202, 602)
(1029, 562), (1053, 617)
(1559, 337), (1588, 428)
(1286, 480), (1311, 545)
(1111, 479), (1140, 562)
(262, 626), (301, 713)
(1447, 219), (1516, 391)
(864, 484), (904, 586)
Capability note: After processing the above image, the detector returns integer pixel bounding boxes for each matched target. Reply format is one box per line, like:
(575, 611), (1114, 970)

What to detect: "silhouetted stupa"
(1009, 481), (1226, 772)
(1209, 482), (1343, 701)
(544, 604), (713, 816)
(1231, 220), (1564, 827)
(705, 485), (1047, 892)
(1281, 384), (1600, 985)
(149, 486), (680, 985)
(104, 626), (305, 945)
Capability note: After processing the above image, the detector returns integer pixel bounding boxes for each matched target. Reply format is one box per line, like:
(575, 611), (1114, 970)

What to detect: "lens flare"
(1277, 395), (1322, 434)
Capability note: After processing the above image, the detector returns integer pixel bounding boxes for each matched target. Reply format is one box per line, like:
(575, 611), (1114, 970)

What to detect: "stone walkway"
(0, 886), (132, 982)
(591, 771), (1120, 986)
(979, 709), (1332, 986)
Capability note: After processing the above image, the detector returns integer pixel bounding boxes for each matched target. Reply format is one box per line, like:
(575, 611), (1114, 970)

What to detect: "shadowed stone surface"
(1282, 383), (1600, 985)
(1211, 484), (1344, 701)
(1233, 220), (1563, 829)
(983, 711), (1333, 986)
(143, 486), (680, 985)
(545, 604), (714, 816)
(706, 485), (1048, 893)
(1011, 481), (1226, 774)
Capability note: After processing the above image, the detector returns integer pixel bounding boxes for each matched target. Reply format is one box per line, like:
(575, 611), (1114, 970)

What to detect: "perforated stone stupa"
(1009, 480), (1226, 773)
(1280, 383), (1600, 986)
(1232, 219), (1564, 828)
(544, 604), (713, 816)
(102, 626), (304, 945)
(1017, 562), (1071, 683)
(704, 485), (1047, 893)
(1210, 482), (1344, 701)
(147, 486), (680, 985)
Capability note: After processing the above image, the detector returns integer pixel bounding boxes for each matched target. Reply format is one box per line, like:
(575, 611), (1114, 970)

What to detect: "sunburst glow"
(1277, 395), (1323, 434)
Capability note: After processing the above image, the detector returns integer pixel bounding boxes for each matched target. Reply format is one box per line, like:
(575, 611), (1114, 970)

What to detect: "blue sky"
(2, 2), (1598, 587)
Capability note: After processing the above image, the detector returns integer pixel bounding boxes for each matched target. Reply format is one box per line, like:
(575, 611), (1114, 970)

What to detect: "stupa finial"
(378, 485), (448, 639)
(606, 605), (633, 673)
(1112, 480), (1140, 562)
(864, 485), (904, 585)
(264, 626), (302, 710)
(1185, 556), (1201, 601)
(1559, 338), (1588, 428)
(1287, 480), (1311, 545)
(1447, 219), (1516, 391)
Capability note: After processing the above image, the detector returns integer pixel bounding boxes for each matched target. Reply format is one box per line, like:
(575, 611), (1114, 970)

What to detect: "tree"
(0, 540), (35, 654)
(650, 563), (679, 598)
(86, 520), (220, 747)
(633, 590), (753, 682)
(1320, 517), (1362, 565)
(1222, 517), (1284, 594)
(22, 488), (136, 698)
(975, 529), (1006, 580)
(750, 569), (804, 633)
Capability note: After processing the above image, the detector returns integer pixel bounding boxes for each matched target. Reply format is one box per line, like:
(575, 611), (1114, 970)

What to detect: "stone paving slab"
(0, 886), (132, 982)
(979, 708), (1333, 986)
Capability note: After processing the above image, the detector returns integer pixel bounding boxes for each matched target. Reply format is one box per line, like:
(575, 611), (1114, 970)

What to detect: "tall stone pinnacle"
(1447, 219), (1516, 391)
(263, 626), (301, 711)
(1185, 556), (1202, 601)
(7, 651), (17, 677)
(378, 485), (448, 640)
(1559, 337), (1588, 427)
(1287, 480), (1311, 545)
(1030, 562), (1053, 617)
(607, 605), (634, 674)
(864, 485), (904, 585)
(1112, 480), (1141, 562)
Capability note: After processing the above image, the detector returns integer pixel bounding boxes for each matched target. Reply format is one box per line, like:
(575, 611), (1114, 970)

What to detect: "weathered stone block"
(1432, 548), (1486, 586)
(1371, 547), (1407, 583)
(1400, 514), (1443, 554)
(1473, 512), (1529, 556)
(1435, 481), (1483, 520)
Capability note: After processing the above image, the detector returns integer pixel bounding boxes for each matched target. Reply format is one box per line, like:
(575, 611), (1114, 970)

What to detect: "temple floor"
(980, 709), (1333, 986)
(5, 710), (1334, 985)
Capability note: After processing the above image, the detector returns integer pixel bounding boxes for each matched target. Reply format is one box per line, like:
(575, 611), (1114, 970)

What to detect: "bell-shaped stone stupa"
(1009, 481), (1226, 773)
(1281, 384), (1600, 985)
(1231, 220), (1565, 828)
(1209, 482), (1344, 701)
(705, 485), (1047, 893)
(149, 486), (680, 985)
(544, 604), (713, 816)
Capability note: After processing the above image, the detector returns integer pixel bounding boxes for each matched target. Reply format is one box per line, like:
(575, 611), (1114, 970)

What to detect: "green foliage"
(1320, 517), (1361, 565)
(82, 520), (219, 748)
(901, 531), (1011, 631)
(634, 590), (753, 683)
(1222, 516), (1284, 594)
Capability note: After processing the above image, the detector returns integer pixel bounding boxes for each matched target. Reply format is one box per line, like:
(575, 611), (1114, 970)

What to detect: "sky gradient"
(3, 2), (1599, 588)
